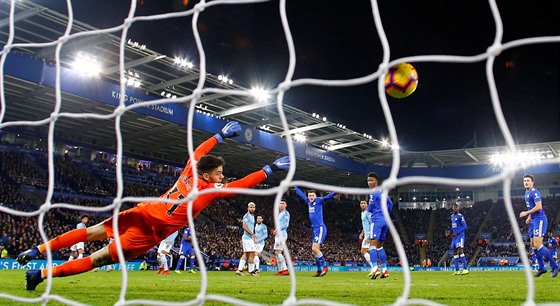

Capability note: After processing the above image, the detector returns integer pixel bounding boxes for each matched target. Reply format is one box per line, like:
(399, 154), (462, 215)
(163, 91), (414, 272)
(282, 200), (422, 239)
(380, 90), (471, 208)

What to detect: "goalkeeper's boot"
(551, 267), (559, 278)
(460, 269), (469, 275)
(534, 269), (547, 277)
(17, 247), (40, 266)
(25, 270), (44, 291)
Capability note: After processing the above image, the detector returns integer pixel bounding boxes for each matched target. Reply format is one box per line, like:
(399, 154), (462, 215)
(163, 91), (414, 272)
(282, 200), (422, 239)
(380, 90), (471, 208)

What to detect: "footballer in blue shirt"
(520, 174), (559, 278)
(294, 186), (337, 277)
(175, 228), (196, 273)
(547, 232), (558, 264)
(449, 202), (469, 275)
(366, 172), (393, 280)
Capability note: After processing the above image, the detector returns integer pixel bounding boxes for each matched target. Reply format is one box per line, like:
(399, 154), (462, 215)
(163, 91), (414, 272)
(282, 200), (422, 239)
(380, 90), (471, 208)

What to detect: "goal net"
(0, 0), (558, 305)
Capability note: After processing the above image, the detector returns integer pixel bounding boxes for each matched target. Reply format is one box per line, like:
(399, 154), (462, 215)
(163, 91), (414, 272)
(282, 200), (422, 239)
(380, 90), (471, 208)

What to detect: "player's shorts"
(529, 218), (547, 238)
(451, 235), (465, 250)
(255, 243), (265, 253)
(368, 220), (388, 242)
(361, 236), (370, 249)
(70, 242), (85, 252)
(274, 236), (286, 251)
(158, 239), (173, 254)
(242, 238), (256, 253)
(179, 243), (195, 256)
(103, 206), (178, 262)
(312, 225), (327, 245)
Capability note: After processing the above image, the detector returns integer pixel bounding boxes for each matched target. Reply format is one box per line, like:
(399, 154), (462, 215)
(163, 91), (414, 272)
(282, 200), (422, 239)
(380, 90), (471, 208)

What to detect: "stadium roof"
(1, 1), (559, 188)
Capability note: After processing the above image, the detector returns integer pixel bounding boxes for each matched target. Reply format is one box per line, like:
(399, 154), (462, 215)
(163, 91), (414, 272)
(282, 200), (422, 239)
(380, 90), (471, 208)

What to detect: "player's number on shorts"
(165, 185), (185, 216)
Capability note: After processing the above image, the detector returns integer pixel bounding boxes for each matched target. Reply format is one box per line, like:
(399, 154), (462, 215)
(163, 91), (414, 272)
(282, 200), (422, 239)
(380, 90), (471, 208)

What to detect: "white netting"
(0, 0), (559, 305)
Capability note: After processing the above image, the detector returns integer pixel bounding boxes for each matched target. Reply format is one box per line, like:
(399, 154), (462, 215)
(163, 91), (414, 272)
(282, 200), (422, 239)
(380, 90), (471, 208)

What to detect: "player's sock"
(453, 255), (460, 271)
(534, 248), (546, 270)
(176, 255), (185, 270)
(248, 263), (255, 273)
(163, 255), (169, 271)
(315, 252), (324, 271)
(460, 253), (468, 269)
(277, 254), (286, 271)
(38, 228), (87, 253)
(42, 257), (94, 278)
(369, 246), (378, 270)
(77, 253), (83, 259)
(189, 256), (195, 270)
(538, 246), (558, 269)
(378, 247), (387, 269)
(254, 255), (260, 270)
(68, 256), (74, 261)
(364, 252), (374, 268)
(237, 259), (246, 271)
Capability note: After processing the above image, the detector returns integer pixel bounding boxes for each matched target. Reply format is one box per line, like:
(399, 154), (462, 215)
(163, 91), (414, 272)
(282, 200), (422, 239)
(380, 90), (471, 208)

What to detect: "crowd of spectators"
(2, 145), (560, 269)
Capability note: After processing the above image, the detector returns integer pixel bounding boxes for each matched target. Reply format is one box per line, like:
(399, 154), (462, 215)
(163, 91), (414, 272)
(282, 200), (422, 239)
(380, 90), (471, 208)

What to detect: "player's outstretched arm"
(293, 186), (307, 201)
(183, 121), (242, 177)
(322, 191), (337, 201)
(223, 156), (290, 190)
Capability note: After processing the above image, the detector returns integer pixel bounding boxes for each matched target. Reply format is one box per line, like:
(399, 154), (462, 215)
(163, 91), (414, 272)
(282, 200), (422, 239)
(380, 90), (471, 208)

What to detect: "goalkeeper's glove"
(263, 156), (290, 176)
(215, 121), (241, 143)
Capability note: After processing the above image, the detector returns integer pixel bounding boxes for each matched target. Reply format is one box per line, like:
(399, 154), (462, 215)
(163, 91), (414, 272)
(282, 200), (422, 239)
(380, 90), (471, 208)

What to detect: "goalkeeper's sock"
(38, 228), (87, 253)
(378, 247), (387, 269)
(42, 257), (93, 278)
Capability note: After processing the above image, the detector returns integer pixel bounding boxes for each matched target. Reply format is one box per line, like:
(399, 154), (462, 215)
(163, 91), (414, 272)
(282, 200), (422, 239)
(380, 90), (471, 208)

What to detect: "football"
(384, 62), (418, 98)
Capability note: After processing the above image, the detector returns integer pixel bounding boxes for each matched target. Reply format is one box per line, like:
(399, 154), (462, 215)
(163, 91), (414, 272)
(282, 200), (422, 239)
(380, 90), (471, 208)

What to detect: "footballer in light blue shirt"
(253, 215), (268, 272)
(366, 172), (393, 280)
(294, 186), (336, 277)
(359, 200), (375, 274)
(273, 199), (291, 275)
(237, 202), (258, 275)
(519, 174), (558, 278)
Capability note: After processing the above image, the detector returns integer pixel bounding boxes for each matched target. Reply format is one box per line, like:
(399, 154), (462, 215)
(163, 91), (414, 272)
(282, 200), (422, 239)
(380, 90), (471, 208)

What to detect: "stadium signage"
(0, 259), (141, 271)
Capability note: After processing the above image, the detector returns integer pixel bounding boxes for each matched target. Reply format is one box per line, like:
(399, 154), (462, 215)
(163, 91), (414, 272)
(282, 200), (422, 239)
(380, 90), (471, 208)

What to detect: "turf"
(0, 270), (559, 305)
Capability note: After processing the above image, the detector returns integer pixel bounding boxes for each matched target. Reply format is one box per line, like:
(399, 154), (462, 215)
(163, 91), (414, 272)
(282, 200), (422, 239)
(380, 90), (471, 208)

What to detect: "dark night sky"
(39, 0), (559, 151)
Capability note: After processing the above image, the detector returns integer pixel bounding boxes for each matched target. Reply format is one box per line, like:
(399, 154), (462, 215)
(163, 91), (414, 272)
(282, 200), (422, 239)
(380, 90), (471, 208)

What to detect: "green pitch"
(0, 270), (559, 305)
